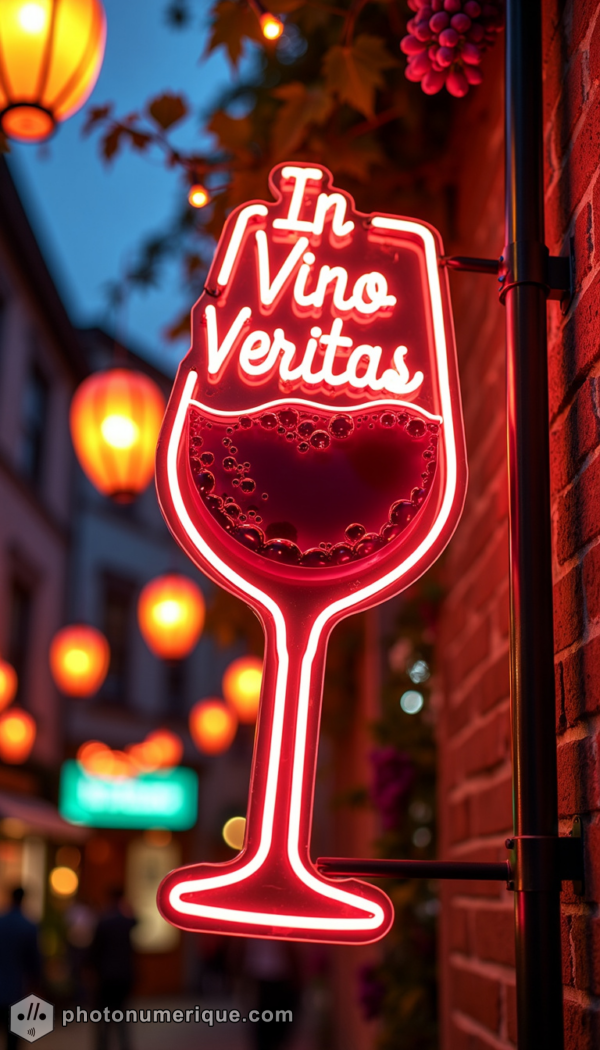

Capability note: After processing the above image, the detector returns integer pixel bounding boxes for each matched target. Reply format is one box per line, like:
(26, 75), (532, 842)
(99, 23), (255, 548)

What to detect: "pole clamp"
(505, 818), (584, 893)
(498, 241), (572, 304)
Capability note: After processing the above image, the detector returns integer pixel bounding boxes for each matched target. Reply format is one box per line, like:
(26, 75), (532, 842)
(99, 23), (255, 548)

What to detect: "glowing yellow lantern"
(222, 655), (263, 724)
(0, 659), (17, 712)
(0, 0), (106, 143)
(138, 574), (205, 660)
(49, 866), (79, 897)
(70, 369), (166, 502)
(49, 625), (110, 697)
(189, 699), (237, 756)
(188, 184), (209, 208)
(260, 12), (283, 39)
(0, 708), (36, 763)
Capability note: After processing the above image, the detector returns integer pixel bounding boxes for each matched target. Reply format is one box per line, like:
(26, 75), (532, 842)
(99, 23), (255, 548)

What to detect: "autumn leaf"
(101, 124), (128, 161)
(82, 103), (113, 136)
(271, 82), (334, 158)
(207, 110), (253, 157)
(147, 92), (188, 130)
(164, 308), (192, 342)
(205, 0), (263, 68)
(323, 34), (398, 118)
(318, 135), (385, 182)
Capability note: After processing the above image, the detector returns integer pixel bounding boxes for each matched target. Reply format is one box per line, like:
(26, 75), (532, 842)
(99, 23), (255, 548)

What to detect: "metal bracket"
(317, 818), (583, 894)
(440, 246), (573, 306)
(503, 818), (583, 893)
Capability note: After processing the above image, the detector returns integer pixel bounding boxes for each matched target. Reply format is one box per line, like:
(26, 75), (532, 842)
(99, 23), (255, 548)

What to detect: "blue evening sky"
(8, 0), (254, 372)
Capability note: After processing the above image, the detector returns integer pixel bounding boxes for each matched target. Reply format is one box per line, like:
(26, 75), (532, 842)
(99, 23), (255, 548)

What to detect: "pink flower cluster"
(400, 0), (504, 97)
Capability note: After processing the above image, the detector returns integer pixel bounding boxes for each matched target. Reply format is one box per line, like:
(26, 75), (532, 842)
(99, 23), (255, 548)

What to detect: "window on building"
(7, 578), (34, 706)
(20, 362), (50, 487)
(101, 574), (136, 705)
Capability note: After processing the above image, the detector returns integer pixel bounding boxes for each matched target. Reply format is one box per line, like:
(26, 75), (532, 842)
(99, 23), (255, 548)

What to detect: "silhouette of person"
(89, 889), (136, 1050)
(0, 887), (41, 1050)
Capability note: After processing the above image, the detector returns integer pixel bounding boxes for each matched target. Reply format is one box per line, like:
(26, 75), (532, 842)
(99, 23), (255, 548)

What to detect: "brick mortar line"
(445, 696), (510, 751)
(548, 352), (600, 450)
(443, 637), (510, 708)
(450, 951), (516, 984)
(446, 762), (512, 805)
(451, 1010), (515, 1050)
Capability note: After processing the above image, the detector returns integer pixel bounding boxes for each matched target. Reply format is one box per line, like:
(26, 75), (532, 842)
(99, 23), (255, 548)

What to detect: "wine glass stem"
(243, 606), (328, 869)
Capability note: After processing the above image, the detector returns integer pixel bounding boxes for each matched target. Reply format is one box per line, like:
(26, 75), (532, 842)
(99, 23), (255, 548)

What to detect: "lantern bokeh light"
(70, 369), (166, 502)
(50, 625), (110, 697)
(76, 740), (135, 778)
(222, 815), (246, 850)
(0, 0), (106, 143)
(189, 699), (237, 755)
(138, 574), (205, 660)
(127, 728), (183, 772)
(0, 659), (18, 712)
(49, 865), (79, 897)
(0, 708), (36, 763)
(188, 184), (209, 208)
(222, 656), (263, 724)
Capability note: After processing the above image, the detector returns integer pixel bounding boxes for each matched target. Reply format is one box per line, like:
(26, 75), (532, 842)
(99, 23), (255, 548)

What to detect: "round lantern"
(49, 625), (110, 697)
(145, 728), (183, 768)
(0, 0), (106, 143)
(0, 708), (36, 763)
(0, 659), (18, 712)
(189, 699), (237, 756)
(70, 369), (166, 502)
(222, 656), (263, 724)
(138, 574), (205, 660)
(127, 729), (183, 772)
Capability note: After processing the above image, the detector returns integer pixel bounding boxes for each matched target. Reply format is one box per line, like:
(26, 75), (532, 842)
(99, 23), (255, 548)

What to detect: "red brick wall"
(436, 4), (600, 1046)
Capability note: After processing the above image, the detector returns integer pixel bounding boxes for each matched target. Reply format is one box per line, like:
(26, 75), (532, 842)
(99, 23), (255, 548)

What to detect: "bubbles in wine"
(188, 405), (439, 567)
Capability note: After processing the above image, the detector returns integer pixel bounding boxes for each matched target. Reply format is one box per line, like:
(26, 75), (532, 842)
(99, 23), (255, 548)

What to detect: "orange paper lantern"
(127, 729), (183, 772)
(222, 656), (263, 724)
(0, 659), (18, 712)
(0, 0), (106, 143)
(189, 699), (237, 756)
(70, 369), (166, 502)
(0, 708), (36, 763)
(50, 625), (110, 697)
(145, 728), (183, 767)
(138, 574), (205, 660)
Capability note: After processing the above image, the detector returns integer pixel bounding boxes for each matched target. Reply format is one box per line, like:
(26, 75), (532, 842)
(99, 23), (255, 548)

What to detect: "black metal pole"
(504, 1), (564, 1046)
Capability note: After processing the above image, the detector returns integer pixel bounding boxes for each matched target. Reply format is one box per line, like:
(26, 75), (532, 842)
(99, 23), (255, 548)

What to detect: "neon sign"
(59, 761), (198, 830)
(155, 163), (467, 944)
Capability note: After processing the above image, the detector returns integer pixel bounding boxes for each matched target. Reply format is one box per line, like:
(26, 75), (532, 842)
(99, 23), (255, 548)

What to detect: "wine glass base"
(157, 854), (394, 945)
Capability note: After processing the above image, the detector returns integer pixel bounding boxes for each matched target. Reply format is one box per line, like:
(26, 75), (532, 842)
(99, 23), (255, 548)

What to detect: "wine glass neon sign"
(155, 163), (467, 944)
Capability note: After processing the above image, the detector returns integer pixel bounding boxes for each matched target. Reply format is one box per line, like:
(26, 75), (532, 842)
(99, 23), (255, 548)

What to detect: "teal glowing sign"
(59, 761), (198, 830)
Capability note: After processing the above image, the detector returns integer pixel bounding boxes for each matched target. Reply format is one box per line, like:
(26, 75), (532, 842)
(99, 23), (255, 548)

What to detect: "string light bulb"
(260, 11), (283, 40)
(188, 184), (210, 209)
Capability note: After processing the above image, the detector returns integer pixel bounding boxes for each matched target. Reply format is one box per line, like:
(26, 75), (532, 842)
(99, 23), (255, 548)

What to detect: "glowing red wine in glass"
(155, 163), (467, 944)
